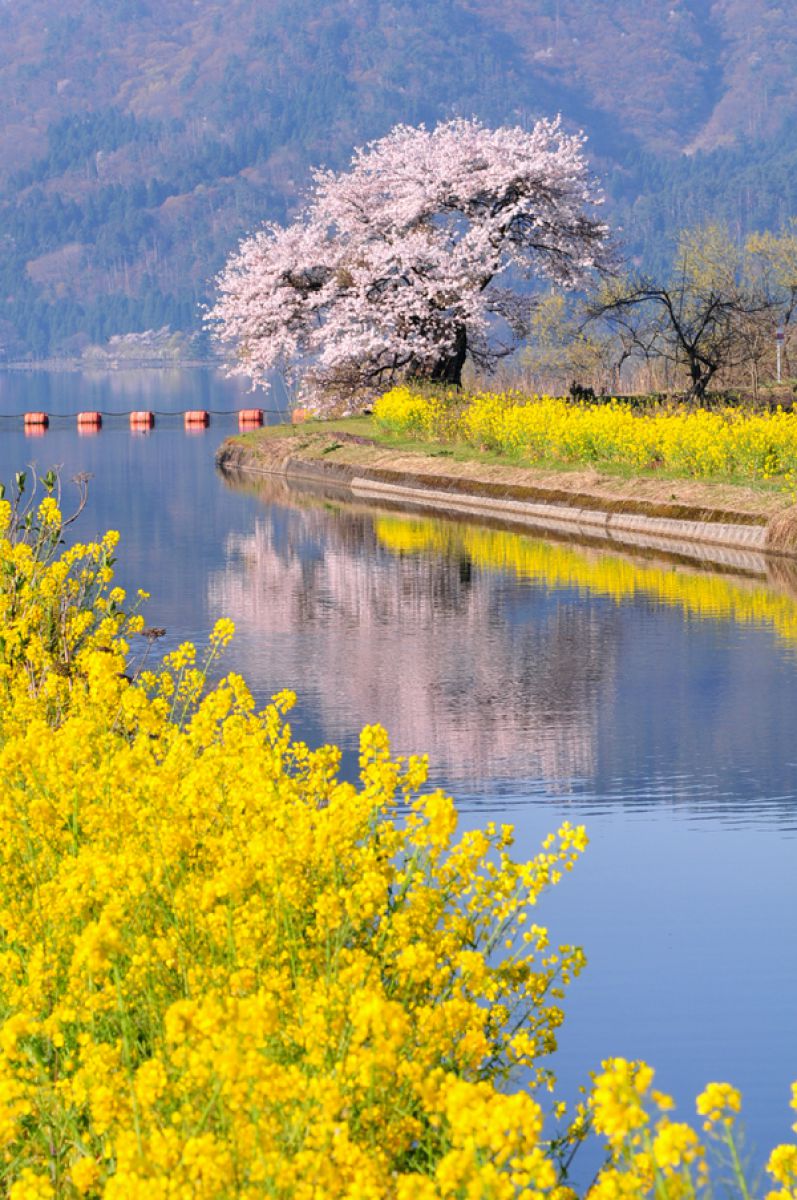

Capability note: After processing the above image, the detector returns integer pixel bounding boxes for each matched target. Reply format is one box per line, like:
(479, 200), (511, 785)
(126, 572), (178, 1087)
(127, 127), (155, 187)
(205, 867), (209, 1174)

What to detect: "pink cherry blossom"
(208, 117), (609, 410)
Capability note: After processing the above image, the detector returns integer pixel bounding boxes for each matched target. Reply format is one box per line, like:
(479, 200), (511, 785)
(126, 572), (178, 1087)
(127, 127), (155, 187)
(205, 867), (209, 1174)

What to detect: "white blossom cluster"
(208, 117), (609, 409)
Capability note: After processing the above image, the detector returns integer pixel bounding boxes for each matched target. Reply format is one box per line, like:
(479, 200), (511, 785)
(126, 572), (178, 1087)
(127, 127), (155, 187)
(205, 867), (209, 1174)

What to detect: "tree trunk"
(430, 325), (467, 386)
(688, 356), (715, 400)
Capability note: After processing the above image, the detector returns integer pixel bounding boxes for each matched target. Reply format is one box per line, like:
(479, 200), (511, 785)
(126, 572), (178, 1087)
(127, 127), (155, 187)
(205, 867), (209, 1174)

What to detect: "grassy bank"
(237, 413), (792, 493)
(229, 389), (797, 550)
(223, 417), (797, 553)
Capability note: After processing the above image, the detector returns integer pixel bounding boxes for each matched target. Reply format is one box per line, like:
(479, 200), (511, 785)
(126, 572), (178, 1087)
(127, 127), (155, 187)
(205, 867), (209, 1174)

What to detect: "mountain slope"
(0, 0), (795, 357)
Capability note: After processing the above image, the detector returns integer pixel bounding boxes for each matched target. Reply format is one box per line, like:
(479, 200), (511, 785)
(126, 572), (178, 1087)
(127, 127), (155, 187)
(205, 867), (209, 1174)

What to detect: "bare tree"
(586, 225), (779, 400)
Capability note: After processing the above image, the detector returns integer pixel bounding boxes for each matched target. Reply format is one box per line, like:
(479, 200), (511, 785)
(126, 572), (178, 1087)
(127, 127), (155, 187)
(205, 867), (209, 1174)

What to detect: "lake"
(1, 368), (795, 1177)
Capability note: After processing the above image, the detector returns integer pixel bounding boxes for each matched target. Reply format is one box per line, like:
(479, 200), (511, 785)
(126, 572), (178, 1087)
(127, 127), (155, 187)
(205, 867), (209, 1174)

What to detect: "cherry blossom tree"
(208, 117), (610, 409)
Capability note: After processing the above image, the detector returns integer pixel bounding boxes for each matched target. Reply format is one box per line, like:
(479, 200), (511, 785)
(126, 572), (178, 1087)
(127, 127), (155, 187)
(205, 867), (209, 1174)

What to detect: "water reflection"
(214, 467), (797, 1160)
(216, 469), (797, 832)
(1, 374), (795, 1161)
(210, 488), (617, 788)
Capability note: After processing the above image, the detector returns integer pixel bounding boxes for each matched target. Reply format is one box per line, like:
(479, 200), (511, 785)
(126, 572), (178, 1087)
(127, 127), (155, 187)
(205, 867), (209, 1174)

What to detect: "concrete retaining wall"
(218, 435), (797, 560)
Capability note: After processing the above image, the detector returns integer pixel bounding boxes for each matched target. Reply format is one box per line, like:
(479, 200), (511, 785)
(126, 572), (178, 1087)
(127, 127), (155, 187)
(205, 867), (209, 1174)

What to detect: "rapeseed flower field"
(0, 483), (795, 1197)
(374, 388), (797, 488)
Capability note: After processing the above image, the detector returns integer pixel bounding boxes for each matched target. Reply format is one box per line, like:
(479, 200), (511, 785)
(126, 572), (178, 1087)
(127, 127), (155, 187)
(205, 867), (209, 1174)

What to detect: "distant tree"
(746, 220), (797, 377)
(208, 118), (610, 409)
(519, 289), (619, 394)
(587, 224), (778, 399)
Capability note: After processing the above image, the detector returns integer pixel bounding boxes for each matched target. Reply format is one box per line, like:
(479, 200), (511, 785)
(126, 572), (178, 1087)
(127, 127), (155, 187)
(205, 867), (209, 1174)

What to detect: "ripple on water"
(1, 370), (797, 1167)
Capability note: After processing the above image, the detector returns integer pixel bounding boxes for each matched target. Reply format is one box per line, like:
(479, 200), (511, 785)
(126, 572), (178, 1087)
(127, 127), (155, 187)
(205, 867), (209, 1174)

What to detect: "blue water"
(1, 369), (795, 1174)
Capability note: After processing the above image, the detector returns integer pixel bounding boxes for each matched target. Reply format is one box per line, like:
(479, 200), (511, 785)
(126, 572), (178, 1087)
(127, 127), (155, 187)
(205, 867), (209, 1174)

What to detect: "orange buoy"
(77, 411), (102, 431)
(184, 410), (210, 428)
(24, 411), (49, 429)
(130, 411), (155, 430)
(291, 407), (310, 424)
(238, 407), (264, 428)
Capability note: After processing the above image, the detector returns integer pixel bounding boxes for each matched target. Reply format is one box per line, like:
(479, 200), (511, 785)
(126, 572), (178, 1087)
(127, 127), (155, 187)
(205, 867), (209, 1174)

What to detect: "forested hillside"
(1, 0), (796, 357)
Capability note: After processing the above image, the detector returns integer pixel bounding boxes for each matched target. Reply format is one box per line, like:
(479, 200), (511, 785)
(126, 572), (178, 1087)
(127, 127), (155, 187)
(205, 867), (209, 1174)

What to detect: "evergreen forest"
(1, 0), (795, 357)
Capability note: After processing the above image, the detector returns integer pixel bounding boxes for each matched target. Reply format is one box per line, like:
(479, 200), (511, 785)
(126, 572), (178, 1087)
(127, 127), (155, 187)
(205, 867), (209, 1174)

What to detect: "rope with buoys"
(0, 407), (286, 432)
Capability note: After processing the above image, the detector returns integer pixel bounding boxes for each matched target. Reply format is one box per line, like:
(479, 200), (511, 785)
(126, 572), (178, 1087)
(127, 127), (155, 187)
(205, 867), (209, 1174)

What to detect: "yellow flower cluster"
(1, 492), (796, 1198)
(589, 1061), (797, 1200)
(0, 494), (590, 1196)
(374, 387), (797, 488)
(374, 515), (797, 650)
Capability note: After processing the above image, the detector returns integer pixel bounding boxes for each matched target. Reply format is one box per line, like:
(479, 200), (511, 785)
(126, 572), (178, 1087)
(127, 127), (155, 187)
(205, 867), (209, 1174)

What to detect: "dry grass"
(767, 507), (797, 553)
(220, 426), (793, 528)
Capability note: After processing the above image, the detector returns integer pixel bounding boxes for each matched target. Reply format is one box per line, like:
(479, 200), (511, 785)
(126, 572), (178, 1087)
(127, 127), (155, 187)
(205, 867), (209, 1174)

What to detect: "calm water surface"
(1, 370), (795, 1170)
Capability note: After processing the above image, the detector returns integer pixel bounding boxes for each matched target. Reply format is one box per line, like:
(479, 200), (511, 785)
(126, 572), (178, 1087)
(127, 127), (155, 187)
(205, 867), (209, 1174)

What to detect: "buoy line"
(0, 407), (285, 432)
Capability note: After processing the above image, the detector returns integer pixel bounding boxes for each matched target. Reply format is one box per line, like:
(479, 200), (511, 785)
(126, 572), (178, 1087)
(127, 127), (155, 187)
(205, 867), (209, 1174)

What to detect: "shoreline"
(217, 428), (797, 559)
(0, 358), (219, 372)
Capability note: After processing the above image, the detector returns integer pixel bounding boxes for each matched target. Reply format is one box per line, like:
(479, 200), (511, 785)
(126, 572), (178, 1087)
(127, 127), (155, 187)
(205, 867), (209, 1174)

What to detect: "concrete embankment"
(217, 430), (797, 559)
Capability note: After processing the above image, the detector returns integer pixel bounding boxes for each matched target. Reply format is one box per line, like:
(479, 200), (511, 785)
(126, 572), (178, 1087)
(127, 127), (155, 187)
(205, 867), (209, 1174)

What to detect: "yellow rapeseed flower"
(0, 493), (794, 1199)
